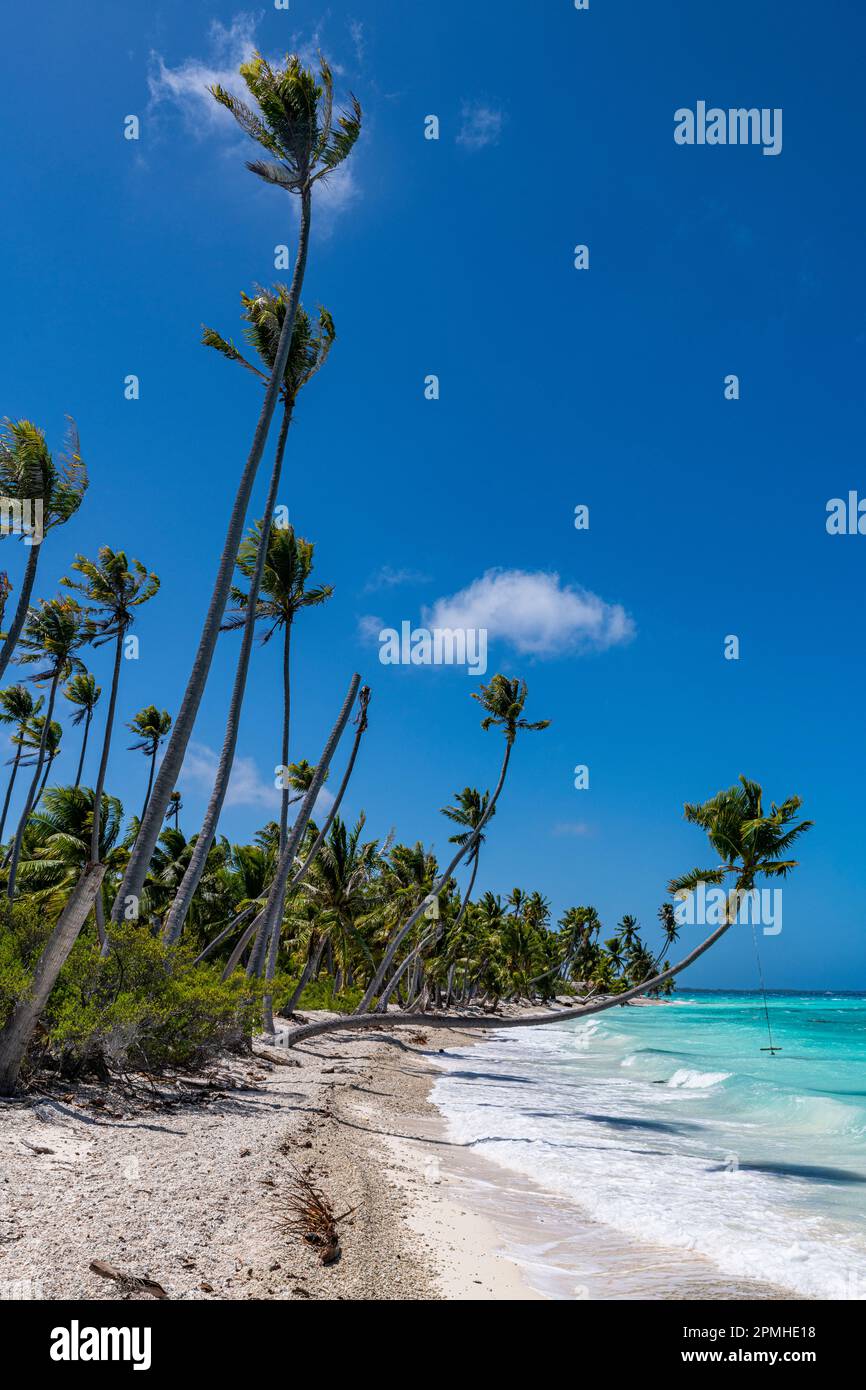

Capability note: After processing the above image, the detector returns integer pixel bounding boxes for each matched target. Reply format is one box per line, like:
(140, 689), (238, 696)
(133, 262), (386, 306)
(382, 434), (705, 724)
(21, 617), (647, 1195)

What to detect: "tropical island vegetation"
(0, 53), (812, 1096)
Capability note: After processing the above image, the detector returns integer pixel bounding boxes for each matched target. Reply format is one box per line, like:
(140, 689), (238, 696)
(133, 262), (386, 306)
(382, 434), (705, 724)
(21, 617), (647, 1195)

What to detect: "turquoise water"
(432, 992), (866, 1298)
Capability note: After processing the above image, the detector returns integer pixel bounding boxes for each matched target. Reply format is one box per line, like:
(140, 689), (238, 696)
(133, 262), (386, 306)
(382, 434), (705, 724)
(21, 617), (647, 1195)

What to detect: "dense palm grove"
(0, 55), (811, 1093)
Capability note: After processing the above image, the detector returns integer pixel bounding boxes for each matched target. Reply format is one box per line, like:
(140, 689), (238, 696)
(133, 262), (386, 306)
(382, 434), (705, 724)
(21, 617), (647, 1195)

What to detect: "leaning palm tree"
(441, 786), (494, 934)
(63, 671), (101, 788)
(356, 676), (550, 1014)
(20, 716), (62, 806)
(126, 705), (172, 824)
(0, 684), (42, 841)
(62, 548), (159, 873)
(0, 418), (87, 681)
(5, 597), (91, 897)
(114, 53), (362, 928)
(228, 522), (333, 843)
(16, 785), (124, 921)
(286, 776), (812, 1048)
(161, 298), (335, 946)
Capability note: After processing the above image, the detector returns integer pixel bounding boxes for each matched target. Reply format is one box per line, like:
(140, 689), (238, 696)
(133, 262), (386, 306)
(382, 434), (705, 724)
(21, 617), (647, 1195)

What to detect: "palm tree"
(127, 705), (172, 824)
(63, 672), (101, 787)
(356, 676), (549, 1013)
(232, 523), (332, 836)
(285, 777), (813, 1049)
(161, 298), (336, 947)
(0, 418), (87, 681)
(20, 716), (63, 806)
(5, 598), (91, 897)
(0, 684), (42, 841)
(441, 787), (493, 935)
(62, 548), (159, 871)
(0, 572), (11, 635)
(165, 791), (183, 831)
(114, 53), (362, 928)
(16, 785), (124, 920)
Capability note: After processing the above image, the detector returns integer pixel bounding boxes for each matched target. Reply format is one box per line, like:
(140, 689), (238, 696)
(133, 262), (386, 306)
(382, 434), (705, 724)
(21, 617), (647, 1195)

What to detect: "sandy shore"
(0, 1005), (793, 1301)
(0, 1016), (539, 1301)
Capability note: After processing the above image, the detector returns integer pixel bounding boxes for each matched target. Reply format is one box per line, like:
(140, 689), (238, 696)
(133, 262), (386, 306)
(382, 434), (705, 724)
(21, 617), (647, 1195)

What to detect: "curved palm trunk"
(139, 742), (159, 826)
(245, 675), (360, 994)
(279, 620), (292, 851)
(35, 753), (54, 806)
(7, 670), (61, 898)
(0, 740), (23, 842)
(0, 862), (106, 1094)
(0, 546), (40, 684)
(284, 909), (737, 1048)
(282, 935), (327, 1015)
(355, 744), (512, 1014)
(74, 708), (92, 789)
(192, 904), (256, 966)
(162, 403), (292, 945)
(453, 846), (480, 933)
(111, 188), (313, 927)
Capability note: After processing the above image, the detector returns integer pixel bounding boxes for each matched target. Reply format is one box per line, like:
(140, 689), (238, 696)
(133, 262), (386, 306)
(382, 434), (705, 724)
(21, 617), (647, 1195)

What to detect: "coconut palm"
(160, 300), (336, 948)
(127, 705), (172, 824)
(16, 785), (124, 919)
(5, 597), (91, 897)
(165, 791), (183, 831)
(0, 419), (87, 681)
(0, 572), (11, 636)
(114, 53), (361, 927)
(441, 787), (493, 935)
(61, 549), (158, 873)
(356, 676), (550, 1013)
(0, 684), (42, 841)
(63, 672), (101, 788)
(20, 716), (62, 806)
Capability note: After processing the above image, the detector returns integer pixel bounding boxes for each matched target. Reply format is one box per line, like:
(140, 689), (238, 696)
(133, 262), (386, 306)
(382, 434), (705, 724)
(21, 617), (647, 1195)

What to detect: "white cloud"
(182, 742), (333, 818)
(456, 101), (504, 150)
(147, 14), (259, 132)
(423, 569), (635, 658)
(553, 822), (592, 838)
(357, 613), (384, 642)
(348, 18), (365, 65)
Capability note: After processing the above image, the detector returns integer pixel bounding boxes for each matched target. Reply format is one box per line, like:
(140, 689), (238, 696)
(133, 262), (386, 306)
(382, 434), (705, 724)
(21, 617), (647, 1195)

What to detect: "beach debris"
(88, 1259), (168, 1299)
(20, 1139), (55, 1154)
(281, 1165), (356, 1266)
(407, 1031), (429, 1045)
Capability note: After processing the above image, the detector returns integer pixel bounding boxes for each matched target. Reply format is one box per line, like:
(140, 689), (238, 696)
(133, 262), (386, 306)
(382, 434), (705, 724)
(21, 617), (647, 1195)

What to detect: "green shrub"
(0, 899), (52, 1030)
(292, 975), (363, 1015)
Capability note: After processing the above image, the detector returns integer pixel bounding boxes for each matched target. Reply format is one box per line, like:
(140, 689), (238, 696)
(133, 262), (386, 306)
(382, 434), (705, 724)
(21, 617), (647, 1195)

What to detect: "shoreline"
(0, 1007), (797, 1301)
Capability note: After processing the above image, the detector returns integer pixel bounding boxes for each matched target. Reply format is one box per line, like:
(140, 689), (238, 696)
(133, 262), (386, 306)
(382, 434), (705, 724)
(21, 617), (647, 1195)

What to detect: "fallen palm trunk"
(282, 912), (735, 1048)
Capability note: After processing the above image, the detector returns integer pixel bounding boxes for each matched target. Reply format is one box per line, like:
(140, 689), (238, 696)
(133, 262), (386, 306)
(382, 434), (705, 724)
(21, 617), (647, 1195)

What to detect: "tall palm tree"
(0, 684), (42, 841)
(162, 298), (335, 946)
(356, 675), (550, 1013)
(126, 705), (172, 824)
(16, 785), (124, 920)
(21, 716), (63, 806)
(0, 572), (11, 636)
(0, 418), (87, 681)
(62, 548), (159, 870)
(63, 671), (101, 788)
(165, 791), (183, 831)
(6, 597), (91, 897)
(114, 53), (362, 927)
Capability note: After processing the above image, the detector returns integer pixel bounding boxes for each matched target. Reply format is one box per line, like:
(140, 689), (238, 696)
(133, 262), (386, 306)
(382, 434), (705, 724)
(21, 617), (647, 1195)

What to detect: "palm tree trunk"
(284, 907), (738, 1049)
(356, 743), (512, 1013)
(35, 753), (54, 806)
(0, 546), (40, 684)
(7, 670), (61, 898)
(281, 934), (325, 1015)
(0, 741), (22, 842)
(279, 620), (292, 852)
(162, 403), (292, 946)
(74, 708), (92, 789)
(246, 675), (360, 992)
(139, 742), (158, 825)
(111, 187), (313, 927)
(91, 629), (124, 867)
(0, 863), (106, 1094)
(453, 847), (480, 932)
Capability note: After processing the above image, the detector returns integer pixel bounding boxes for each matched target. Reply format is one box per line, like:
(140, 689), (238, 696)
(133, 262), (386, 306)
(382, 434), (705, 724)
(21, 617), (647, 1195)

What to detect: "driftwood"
(89, 1259), (168, 1299)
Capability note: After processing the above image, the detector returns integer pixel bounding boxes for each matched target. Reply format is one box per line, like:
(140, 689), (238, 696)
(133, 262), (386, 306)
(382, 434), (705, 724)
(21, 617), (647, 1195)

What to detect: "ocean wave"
(666, 1068), (732, 1090)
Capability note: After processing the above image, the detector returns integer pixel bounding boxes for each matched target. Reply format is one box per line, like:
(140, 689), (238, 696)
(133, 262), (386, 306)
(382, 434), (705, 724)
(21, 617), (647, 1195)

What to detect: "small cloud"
(348, 18), (365, 65)
(182, 742), (332, 817)
(553, 822), (592, 838)
(423, 569), (635, 658)
(147, 14), (259, 133)
(357, 613), (384, 642)
(456, 100), (504, 151)
(363, 565), (431, 594)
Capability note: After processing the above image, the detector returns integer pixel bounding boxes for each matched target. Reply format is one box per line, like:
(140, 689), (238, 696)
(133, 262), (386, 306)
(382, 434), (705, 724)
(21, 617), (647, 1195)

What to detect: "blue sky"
(1, 1), (864, 987)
